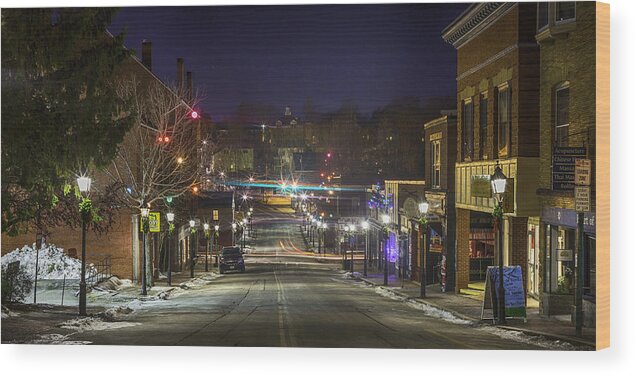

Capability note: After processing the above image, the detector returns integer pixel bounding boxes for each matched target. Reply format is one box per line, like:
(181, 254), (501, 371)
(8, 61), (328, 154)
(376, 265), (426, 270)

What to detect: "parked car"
(219, 246), (245, 274)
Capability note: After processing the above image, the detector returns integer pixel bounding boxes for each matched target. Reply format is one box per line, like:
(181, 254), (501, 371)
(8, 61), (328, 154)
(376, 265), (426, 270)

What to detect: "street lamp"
(418, 199), (430, 298)
(242, 218), (248, 249)
(76, 176), (91, 315)
(349, 224), (356, 274)
(362, 220), (369, 277)
(167, 212), (175, 286)
(321, 222), (327, 255)
(214, 224), (220, 267)
(491, 162), (507, 325)
(140, 207), (150, 296)
(204, 223), (210, 272)
(381, 214), (391, 286)
(189, 219), (197, 278)
(232, 222), (237, 246)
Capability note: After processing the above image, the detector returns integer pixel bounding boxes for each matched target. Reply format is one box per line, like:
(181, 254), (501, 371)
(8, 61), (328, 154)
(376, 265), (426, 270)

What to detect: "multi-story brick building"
(423, 112), (457, 292)
(535, 2), (597, 327)
(442, 3), (541, 295)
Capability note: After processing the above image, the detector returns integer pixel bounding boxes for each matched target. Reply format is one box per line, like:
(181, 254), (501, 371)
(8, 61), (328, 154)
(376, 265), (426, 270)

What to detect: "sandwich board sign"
(481, 266), (527, 322)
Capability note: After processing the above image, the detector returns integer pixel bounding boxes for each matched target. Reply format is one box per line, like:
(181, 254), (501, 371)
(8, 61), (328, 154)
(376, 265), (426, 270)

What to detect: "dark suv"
(219, 246), (245, 274)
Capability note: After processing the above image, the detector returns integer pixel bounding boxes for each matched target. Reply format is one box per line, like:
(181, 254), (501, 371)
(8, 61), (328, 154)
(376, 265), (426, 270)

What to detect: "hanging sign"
(139, 212), (161, 233)
(575, 186), (591, 212)
(575, 159), (592, 186)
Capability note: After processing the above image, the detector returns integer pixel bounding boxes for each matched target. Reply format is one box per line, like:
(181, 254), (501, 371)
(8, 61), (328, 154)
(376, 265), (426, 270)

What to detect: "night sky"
(108, 3), (468, 122)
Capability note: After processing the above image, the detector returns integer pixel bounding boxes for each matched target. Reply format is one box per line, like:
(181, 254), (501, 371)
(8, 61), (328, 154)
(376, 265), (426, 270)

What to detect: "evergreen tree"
(1, 8), (134, 237)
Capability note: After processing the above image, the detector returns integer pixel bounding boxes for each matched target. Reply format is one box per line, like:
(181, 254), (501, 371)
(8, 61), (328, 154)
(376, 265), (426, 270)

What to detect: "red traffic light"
(190, 110), (199, 119)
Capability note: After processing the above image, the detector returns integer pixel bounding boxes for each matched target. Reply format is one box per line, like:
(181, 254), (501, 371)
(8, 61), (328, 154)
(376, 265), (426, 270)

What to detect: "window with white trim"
(556, 2), (576, 22)
(431, 140), (441, 188)
(497, 84), (511, 157)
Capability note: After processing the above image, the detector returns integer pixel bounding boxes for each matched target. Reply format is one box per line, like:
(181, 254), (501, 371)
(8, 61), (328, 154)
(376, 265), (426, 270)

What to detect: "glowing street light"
(76, 175), (92, 315)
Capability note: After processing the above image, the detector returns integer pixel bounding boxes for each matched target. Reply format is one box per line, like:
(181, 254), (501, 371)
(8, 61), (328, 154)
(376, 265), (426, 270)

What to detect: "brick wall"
(507, 216), (528, 301)
(2, 209), (135, 280)
(455, 208), (470, 292)
(538, 2), (597, 210)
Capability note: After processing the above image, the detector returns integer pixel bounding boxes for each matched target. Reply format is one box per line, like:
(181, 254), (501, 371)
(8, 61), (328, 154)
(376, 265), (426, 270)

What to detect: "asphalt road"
(60, 202), (548, 349)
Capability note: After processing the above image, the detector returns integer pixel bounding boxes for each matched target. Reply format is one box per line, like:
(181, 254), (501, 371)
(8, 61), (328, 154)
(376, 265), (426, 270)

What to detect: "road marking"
(273, 267), (297, 347)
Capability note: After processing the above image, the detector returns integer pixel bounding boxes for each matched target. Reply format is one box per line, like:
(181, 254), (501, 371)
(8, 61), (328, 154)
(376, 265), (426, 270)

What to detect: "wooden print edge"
(596, 0), (610, 351)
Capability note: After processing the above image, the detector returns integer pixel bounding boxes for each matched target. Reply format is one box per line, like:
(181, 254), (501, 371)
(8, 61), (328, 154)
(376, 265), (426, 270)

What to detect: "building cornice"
(442, 2), (516, 49)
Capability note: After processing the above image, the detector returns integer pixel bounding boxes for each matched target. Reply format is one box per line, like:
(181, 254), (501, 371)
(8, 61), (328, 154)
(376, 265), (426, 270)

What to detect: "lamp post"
(232, 222), (237, 246)
(317, 221), (322, 254)
(491, 162), (508, 325)
(214, 224), (220, 266)
(362, 220), (369, 277)
(77, 176), (92, 315)
(418, 200), (430, 298)
(343, 225), (350, 270)
(321, 222), (327, 255)
(242, 218), (248, 250)
(167, 212), (175, 286)
(203, 223), (210, 272)
(189, 219), (197, 278)
(349, 224), (356, 274)
(140, 207), (150, 296)
(382, 213), (391, 286)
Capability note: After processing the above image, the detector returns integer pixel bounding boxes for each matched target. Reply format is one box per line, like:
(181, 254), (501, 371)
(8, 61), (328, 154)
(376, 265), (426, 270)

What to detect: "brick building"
(442, 3), (541, 294)
(423, 113), (457, 292)
(535, 2), (597, 327)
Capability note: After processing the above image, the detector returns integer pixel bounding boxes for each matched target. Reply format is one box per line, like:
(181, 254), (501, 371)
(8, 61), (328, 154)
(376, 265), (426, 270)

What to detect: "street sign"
(557, 249), (574, 262)
(148, 211), (161, 233)
(471, 175), (491, 198)
(575, 186), (591, 212)
(552, 147), (586, 191)
(575, 159), (592, 186)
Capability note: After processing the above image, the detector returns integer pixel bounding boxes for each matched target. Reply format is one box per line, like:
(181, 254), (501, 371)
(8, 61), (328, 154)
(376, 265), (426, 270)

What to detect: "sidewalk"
(355, 270), (596, 349)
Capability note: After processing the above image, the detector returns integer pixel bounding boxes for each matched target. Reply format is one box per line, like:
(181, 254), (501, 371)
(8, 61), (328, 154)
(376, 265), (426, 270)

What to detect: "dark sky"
(108, 3), (467, 122)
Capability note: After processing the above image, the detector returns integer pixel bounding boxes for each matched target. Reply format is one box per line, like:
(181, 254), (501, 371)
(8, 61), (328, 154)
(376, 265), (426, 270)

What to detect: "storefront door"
(527, 224), (540, 298)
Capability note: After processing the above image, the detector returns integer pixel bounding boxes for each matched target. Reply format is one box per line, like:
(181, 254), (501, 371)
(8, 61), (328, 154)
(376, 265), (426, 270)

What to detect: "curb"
(357, 276), (476, 324)
(356, 275), (594, 349)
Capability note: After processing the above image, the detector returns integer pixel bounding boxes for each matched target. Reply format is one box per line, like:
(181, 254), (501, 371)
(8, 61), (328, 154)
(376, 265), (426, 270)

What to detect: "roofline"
(441, 2), (516, 49)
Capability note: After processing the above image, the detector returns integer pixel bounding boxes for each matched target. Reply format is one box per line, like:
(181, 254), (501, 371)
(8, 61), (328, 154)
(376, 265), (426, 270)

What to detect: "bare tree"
(106, 78), (205, 211)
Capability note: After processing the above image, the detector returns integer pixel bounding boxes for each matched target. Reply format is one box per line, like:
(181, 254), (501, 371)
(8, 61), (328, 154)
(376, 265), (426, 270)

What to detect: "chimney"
(141, 40), (152, 71)
(186, 71), (193, 102)
(177, 58), (184, 94)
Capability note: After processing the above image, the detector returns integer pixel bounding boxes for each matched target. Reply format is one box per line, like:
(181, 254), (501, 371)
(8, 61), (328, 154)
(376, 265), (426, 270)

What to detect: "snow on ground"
(32, 333), (92, 345)
(477, 326), (582, 351)
(58, 316), (140, 333)
(1, 305), (20, 319)
(1, 243), (95, 280)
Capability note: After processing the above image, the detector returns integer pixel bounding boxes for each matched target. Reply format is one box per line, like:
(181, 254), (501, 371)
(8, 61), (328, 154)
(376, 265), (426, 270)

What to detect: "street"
(6, 203), (548, 349)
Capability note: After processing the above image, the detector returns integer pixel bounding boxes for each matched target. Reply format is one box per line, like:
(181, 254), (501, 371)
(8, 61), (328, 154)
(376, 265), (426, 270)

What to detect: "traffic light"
(190, 110), (199, 119)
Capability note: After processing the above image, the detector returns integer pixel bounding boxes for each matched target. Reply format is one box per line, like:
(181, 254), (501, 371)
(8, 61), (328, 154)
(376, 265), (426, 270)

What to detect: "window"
(555, 85), (570, 147)
(479, 93), (488, 159)
(497, 84), (511, 157)
(537, 2), (549, 30)
(462, 99), (473, 160)
(431, 140), (441, 188)
(213, 210), (219, 221)
(556, 2), (576, 22)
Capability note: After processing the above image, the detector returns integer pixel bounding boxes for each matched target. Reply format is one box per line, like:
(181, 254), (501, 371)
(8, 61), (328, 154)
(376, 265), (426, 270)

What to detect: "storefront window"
(469, 228), (494, 281)
(585, 236), (596, 300)
(545, 225), (575, 294)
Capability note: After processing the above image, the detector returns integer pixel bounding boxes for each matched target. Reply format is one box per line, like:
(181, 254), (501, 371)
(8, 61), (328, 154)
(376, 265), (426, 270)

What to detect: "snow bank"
(477, 326), (581, 351)
(58, 316), (140, 333)
(1, 305), (20, 319)
(1, 243), (96, 280)
(32, 333), (91, 345)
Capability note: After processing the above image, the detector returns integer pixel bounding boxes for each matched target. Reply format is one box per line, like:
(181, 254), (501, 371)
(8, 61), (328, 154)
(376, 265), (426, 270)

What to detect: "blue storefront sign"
(541, 207), (596, 234)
